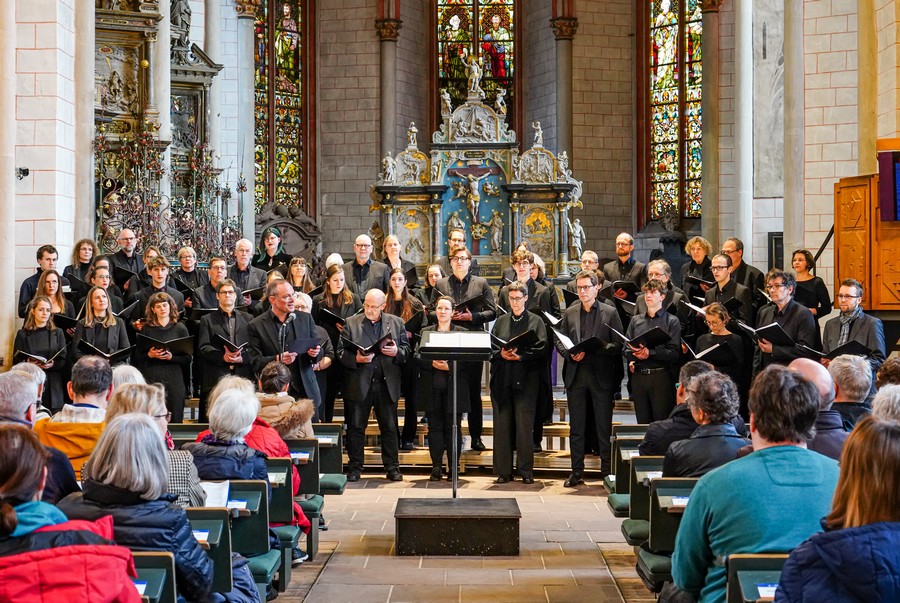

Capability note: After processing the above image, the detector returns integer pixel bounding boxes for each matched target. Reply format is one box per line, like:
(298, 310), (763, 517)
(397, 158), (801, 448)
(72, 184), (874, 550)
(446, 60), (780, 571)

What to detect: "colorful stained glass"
(436, 1), (516, 127)
(648, 0), (703, 220)
(255, 1), (304, 213)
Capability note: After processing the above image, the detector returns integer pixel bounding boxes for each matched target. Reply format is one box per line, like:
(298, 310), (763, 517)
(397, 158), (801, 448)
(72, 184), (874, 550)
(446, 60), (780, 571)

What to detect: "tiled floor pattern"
(279, 470), (649, 603)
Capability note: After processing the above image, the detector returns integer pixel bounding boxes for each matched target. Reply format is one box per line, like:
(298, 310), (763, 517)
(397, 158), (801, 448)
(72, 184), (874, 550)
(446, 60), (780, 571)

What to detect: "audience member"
(872, 384), (900, 422)
(875, 356), (900, 389)
(112, 364), (146, 389)
(827, 354), (873, 430)
(790, 358), (846, 460)
(11, 362), (52, 421)
(257, 361), (315, 440)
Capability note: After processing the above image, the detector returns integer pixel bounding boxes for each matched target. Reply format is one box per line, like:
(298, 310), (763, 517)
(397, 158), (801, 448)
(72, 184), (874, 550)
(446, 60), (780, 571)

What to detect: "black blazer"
(342, 260), (391, 296)
(414, 324), (470, 414)
(382, 258), (419, 288)
(602, 258), (647, 287)
(432, 274), (497, 330)
(705, 279), (755, 327)
(732, 261), (766, 311)
(489, 312), (548, 403)
(134, 285), (185, 316)
(72, 317), (130, 362)
(437, 255), (480, 278)
(338, 312), (410, 403)
(191, 282), (243, 310)
(247, 310), (323, 406)
(555, 300), (623, 389)
(756, 299), (817, 367)
(823, 311), (887, 377)
(497, 279), (554, 316)
(198, 309), (254, 388)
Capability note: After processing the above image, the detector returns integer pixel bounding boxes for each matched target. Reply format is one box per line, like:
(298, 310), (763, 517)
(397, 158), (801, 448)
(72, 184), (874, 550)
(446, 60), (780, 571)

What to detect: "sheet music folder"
(418, 330), (492, 361)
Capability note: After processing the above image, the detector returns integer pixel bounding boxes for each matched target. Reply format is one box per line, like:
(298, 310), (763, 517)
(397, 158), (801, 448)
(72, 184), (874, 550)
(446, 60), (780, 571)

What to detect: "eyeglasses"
(513, 262), (530, 268)
(355, 243), (372, 248)
(766, 283), (787, 291)
(615, 242), (632, 247)
(118, 236), (136, 241)
(449, 237), (466, 243)
(721, 249), (738, 255)
(576, 285), (594, 291)
(704, 320), (723, 327)
(219, 290), (236, 296)
(837, 294), (860, 300)
(450, 256), (469, 263)
(647, 273), (666, 279)
(296, 304), (310, 311)
(710, 265), (729, 271)
(508, 296), (526, 303)
(154, 412), (172, 421)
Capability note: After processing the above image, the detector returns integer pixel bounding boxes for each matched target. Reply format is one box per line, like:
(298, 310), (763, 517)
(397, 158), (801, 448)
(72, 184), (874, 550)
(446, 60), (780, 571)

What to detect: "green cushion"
(621, 519), (650, 546)
(297, 494), (324, 516)
(320, 473), (347, 495)
(607, 493), (630, 517)
(603, 475), (616, 493)
(270, 525), (301, 546)
(247, 549), (281, 582)
(637, 548), (672, 576)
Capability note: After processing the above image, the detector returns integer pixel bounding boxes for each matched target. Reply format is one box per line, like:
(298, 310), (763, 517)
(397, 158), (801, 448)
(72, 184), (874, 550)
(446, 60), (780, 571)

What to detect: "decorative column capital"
(701, 0), (725, 13)
(375, 18), (402, 41)
(234, 0), (260, 18)
(550, 17), (578, 41)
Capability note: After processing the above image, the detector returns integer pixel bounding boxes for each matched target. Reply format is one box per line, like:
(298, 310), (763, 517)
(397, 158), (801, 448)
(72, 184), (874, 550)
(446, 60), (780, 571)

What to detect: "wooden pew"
(620, 455), (664, 546)
(132, 551), (177, 603)
(228, 480), (282, 601)
(635, 477), (699, 593)
(284, 438), (322, 561)
(606, 436), (643, 517)
(266, 457), (301, 592)
(186, 507), (233, 594)
(726, 554), (788, 603)
(309, 424), (348, 495)
(605, 424), (650, 493)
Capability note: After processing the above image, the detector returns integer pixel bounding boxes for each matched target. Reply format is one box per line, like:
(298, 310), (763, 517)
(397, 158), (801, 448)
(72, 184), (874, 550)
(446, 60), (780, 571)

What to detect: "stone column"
(206, 0), (222, 162)
(557, 200), (570, 275)
(154, 0), (172, 203)
(74, 0), (96, 240)
(510, 202), (521, 251)
(236, 0), (259, 240)
(551, 16), (578, 159)
(376, 18), (402, 157)
(733, 0), (753, 263)
(0, 5), (15, 365)
(431, 203), (442, 262)
(383, 205), (395, 236)
(782, 0), (804, 267)
(859, 0), (877, 175)
(700, 0), (722, 250)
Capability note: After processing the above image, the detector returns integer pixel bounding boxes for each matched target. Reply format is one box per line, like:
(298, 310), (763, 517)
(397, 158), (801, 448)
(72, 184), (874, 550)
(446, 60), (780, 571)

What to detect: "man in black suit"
(339, 288), (410, 482)
(133, 256), (185, 317)
(436, 228), (481, 277)
(197, 279), (253, 421)
(755, 268), (817, 368)
(192, 257), (238, 310)
(18, 244), (70, 318)
(555, 270), (623, 486)
(247, 280), (323, 407)
(565, 250), (601, 299)
(342, 234), (390, 296)
(602, 232), (647, 300)
(721, 237), (766, 312)
(432, 246), (497, 451)
(229, 239), (266, 310)
(109, 228), (144, 292)
(822, 278), (886, 388)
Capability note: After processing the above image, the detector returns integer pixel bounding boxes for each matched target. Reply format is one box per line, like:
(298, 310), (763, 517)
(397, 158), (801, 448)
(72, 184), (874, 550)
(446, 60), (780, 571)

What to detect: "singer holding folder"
(136, 293), (191, 423)
(625, 279), (681, 424)
(14, 297), (68, 411)
(755, 268), (817, 369)
(72, 287), (131, 363)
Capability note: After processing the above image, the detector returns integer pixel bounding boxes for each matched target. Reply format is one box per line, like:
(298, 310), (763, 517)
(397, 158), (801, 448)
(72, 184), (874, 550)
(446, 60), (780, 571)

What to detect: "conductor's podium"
(394, 498), (521, 556)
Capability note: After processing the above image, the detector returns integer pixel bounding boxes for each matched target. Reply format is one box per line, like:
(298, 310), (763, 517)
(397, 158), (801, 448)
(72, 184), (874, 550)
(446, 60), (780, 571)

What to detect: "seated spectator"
(0, 371), (79, 504)
(112, 364), (146, 389)
(672, 365), (840, 602)
(828, 355), (873, 430)
(105, 383), (205, 508)
(58, 414), (214, 602)
(33, 356), (113, 479)
(11, 362), (52, 421)
(662, 372), (749, 477)
(790, 358), (846, 460)
(639, 360), (746, 456)
(777, 416), (900, 602)
(257, 361), (315, 440)
(0, 425), (140, 603)
(872, 384), (900, 422)
(875, 356), (900, 389)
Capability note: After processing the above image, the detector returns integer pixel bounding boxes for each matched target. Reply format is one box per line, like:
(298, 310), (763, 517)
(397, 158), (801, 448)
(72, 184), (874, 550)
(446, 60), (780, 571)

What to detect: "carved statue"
(466, 56), (485, 99)
(512, 155), (522, 181)
(557, 151), (572, 180)
(483, 181), (500, 197)
(382, 152), (395, 183)
(567, 217), (585, 259)
(450, 170), (490, 224)
(488, 210), (504, 254)
(368, 219), (385, 261)
(430, 161), (441, 183)
(407, 122), (418, 148)
(447, 211), (465, 236)
(451, 179), (467, 200)
(532, 121), (543, 147)
(440, 88), (453, 117)
(495, 88), (507, 115)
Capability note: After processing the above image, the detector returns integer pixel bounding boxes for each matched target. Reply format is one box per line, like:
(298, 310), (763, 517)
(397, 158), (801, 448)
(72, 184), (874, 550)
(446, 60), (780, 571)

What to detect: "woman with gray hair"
(58, 414), (214, 602)
(872, 384), (900, 422)
(111, 364), (145, 389)
(10, 362), (51, 421)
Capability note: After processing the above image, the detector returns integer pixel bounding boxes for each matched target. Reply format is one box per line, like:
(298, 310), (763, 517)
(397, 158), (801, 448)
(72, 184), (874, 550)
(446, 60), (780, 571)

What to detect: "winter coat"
(256, 393), (315, 440)
(183, 437), (272, 502)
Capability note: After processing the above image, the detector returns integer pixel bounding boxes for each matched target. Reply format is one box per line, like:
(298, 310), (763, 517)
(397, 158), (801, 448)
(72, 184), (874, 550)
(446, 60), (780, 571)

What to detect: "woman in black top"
(137, 292), (191, 424)
(253, 226), (293, 271)
(36, 270), (75, 319)
(386, 267), (426, 449)
(86, 264), (124, 314)
(62, 238), (98, 300)
(311, 265), (362, 422)
(72, 286), (130, 363)
(680, 236), (715, 345)
(415, 264), (444, 306)
(88, 255), (124, 300)
(792, 249), (831, 346)
(287, 256), (318, 293)
(14, 296), (68, 411)
(382, 234), (419, 288)
(696, 303), (747, 413)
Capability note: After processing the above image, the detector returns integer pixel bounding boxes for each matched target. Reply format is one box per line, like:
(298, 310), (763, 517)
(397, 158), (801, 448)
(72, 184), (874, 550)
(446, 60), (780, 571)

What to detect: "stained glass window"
(648, 0), (702, 220)
(436, 1), (517, 129)
(255, 1), (306, 214)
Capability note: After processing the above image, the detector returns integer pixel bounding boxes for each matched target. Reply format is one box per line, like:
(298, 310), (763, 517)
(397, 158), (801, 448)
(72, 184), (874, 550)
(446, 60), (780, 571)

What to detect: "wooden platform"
(352, 446), (603, 474)
(395, 498), (521, 556)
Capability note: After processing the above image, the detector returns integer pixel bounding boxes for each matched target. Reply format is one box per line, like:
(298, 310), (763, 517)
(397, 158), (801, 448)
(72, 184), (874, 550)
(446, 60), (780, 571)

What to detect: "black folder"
(77, 340), (133, 363)
(212, 333), (247, 354)
(735, 321), (795, 347)
(684, 274), (715, 288)
(611, 326), (671, 349)
(551, 328), (606, 356)
(562, 287), (580, 307)
(306, 284), (324, 298)
(682, 340), (737, 366)
(611, 280), (641, 301)
(241, 286), (265, 301)
(52, 313), (79, 331)
(114, 300), (140, 321)
(287, 337), (321, 355)
(318, 308), (347, 327)
(14, 347), (66, 365)
(798, 339), (873, 360)
(137, 334), (194, 356)
(189, 307), (219, 321)
(491, 329), (539, 351)
(404, 311), (425, 333)
(341, 333), (394, 356)
(112, 264), (137, 289)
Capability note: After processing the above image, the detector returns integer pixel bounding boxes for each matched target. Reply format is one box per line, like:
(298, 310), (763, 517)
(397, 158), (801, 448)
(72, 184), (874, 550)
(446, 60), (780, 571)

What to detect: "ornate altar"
(372, 68), (582, 281)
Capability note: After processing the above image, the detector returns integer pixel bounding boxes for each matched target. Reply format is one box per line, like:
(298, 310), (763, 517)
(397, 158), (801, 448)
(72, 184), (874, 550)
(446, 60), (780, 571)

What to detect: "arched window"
(254, 1), (314, 215)
(434, 1), (518, 131)
(638, 0), (702, 225)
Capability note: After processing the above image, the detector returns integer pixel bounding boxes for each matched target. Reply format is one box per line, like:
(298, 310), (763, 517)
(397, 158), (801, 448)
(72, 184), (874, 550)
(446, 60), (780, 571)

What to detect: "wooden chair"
(131, 551), (177, 603)
(605, 425), (649, 493)
(726, 554), (788, 603)
(186, 507), (234, 594)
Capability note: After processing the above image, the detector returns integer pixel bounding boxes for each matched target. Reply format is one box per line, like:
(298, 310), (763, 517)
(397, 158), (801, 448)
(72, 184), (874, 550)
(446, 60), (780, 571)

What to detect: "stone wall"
(522, 0), (556, 151)
(396, 0), (429, 154)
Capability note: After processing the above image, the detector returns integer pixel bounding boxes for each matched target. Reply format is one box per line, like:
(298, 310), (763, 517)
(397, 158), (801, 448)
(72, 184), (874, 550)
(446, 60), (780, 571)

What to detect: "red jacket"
(0, 515), (141, 603)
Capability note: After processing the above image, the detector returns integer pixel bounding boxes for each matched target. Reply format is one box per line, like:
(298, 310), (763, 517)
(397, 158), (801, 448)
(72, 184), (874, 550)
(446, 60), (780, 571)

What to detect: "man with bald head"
(342, 234), (391, 296)
(110, 228), (144, 291)
(788, 358), (846, 460)
(339, 288), (410, 482)
(228, 238), (266, 309)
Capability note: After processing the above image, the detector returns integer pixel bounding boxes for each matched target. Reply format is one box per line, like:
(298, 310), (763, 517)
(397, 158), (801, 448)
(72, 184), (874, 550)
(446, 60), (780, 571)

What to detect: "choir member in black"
(287, 257), (318, 294)
(136, 292), (191, 423)
(173, 246), (209, 296)
(415, 296), (468, 480)
(636, 260), (689, 328)
(312, 265), (362, 422)
(490, 281), (549, 484)
(382, 234), (419, 288)
(432, 246), (497, 451)
(704, 253), (755, 325)
(500, 242), (533, 283)
(497, 250), (554, 314)
(385, 267), (425, 450)
(755, 268), (817, 368)
(526, 253), (563, 449)
(436, 228), (481, 277)
(721, 237), (766, 312)
(192, 257), (232, 310)
(565, 251), (601, 301)
(294, 290), (333, 420)
(109, 228), (144, 293)
(339, 288), (410, 482)
(133, 256), (185, 317)
(14, 297), (68, 411)
(343, 234), (391, 296)
(822, 278), (887, 389)
(414, 264), (444, 306)
(531, 255), (562, 318)
(602, 232), (648, 303)
(72, 286), (130, 362)
(123, 246), (163, 300)
(792, 248), (832, 347)
(555, 270), (623, 486)
(229, 239), (267, 310)
(35, 270), (76, 319)
(680, 236), (714, 343)
(89, 255), (124, 301)
(252, 226), (293, 271)
(18, 244), (70, 318)
(197, 279), (253, 421)
(253, 270), (288, 316)
(86, 264), (124, 314)
(63, 238), (98, 301)
(625, 278), (682, 424)
(696, 303), (745, 402)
